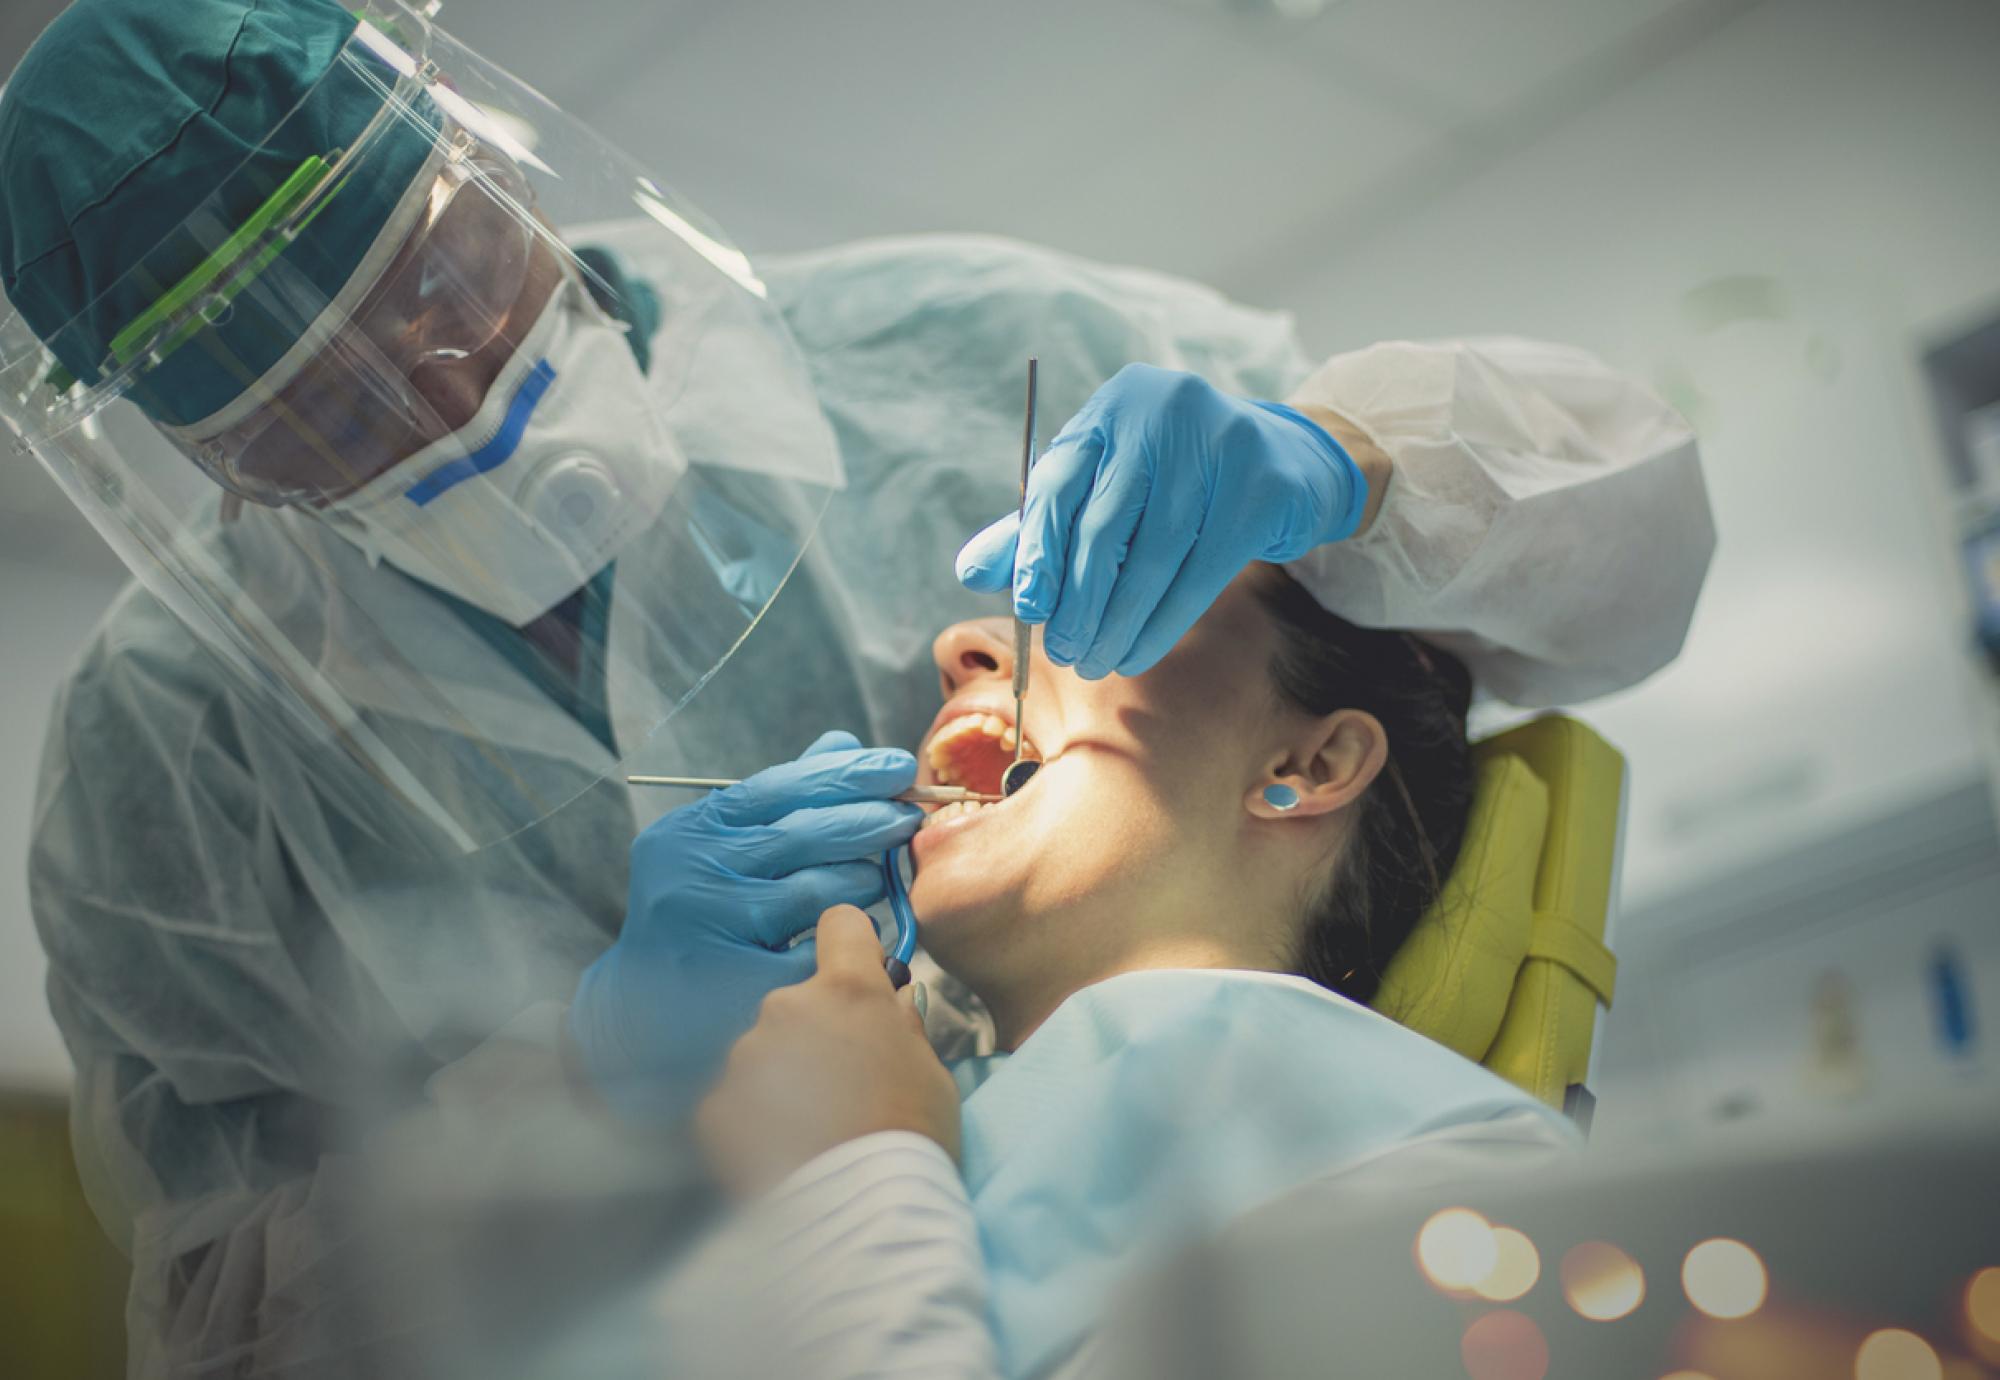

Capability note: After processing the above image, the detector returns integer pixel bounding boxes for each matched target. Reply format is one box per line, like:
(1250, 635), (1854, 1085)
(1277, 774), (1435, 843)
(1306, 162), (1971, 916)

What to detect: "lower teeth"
(920, 800), (995, 832)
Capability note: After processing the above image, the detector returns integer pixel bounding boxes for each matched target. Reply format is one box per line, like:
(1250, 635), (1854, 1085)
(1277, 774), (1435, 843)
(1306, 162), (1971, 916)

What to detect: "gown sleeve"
(28, 602), (355, 1376)
(1283, 337), (1716, 706)
(28, 593), (663, 1378)
(650, 1131), (1003, 1379)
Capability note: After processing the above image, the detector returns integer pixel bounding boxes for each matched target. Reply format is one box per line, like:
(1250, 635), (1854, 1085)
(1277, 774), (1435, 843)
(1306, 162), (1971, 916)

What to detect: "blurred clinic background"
(2, 0), (1998, 1374)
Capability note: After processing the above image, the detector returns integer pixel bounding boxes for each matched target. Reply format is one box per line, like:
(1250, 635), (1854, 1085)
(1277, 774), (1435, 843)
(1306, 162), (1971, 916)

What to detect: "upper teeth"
(926, 712), (1021, 783)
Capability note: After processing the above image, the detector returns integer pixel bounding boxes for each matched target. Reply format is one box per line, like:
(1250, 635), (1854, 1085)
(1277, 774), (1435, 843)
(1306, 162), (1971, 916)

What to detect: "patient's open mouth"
(918, 708), (1040, 835)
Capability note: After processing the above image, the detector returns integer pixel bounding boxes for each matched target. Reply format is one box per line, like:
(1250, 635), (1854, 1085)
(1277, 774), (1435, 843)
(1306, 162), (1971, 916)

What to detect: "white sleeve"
(655, 1131), (1003, 1380)
(1283, 337), (1716, 706)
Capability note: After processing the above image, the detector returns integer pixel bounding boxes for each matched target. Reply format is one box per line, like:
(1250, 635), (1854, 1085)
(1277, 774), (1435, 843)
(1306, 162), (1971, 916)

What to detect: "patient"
(681, 563), (1574, 1380)
(912, 559), (1474, 1046)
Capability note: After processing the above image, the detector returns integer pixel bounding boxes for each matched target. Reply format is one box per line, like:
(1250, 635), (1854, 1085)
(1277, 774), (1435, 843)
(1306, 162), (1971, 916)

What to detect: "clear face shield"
(0, 0), (844, 853)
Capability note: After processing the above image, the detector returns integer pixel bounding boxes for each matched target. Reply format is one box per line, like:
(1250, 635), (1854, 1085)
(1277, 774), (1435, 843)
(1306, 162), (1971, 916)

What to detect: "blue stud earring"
(1261, 783), (1302, 812)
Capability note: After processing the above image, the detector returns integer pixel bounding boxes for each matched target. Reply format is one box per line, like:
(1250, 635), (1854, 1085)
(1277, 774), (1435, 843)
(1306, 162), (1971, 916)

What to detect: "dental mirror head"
(1002, 758), (1041, 797)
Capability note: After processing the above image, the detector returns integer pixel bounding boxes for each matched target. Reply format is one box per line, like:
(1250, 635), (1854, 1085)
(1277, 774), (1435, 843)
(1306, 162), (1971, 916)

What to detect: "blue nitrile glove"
(568, 730), (921, 1122)
(956, 364), (1367, 679)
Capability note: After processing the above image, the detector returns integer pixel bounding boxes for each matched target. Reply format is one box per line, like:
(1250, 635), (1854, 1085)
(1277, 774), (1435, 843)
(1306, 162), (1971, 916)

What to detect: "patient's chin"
(909, 866), (1013, 956)
(908, 872), (988, 929)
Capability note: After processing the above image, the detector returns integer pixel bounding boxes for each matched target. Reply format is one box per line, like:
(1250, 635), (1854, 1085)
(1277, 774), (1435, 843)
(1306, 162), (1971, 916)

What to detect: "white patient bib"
(950, 969), (1576, 1379)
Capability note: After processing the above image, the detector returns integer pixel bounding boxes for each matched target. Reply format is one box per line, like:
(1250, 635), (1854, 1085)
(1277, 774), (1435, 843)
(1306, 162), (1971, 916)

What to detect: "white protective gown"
(28, 233), (1711, 1377)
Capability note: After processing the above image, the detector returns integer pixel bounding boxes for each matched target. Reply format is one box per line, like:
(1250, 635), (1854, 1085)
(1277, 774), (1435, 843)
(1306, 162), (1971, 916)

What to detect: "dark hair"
(1252, 569), (1475, 1005)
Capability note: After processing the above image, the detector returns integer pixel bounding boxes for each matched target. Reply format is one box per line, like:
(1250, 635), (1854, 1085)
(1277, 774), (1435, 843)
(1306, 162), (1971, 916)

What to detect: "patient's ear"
(1244, 709), (1388, 820)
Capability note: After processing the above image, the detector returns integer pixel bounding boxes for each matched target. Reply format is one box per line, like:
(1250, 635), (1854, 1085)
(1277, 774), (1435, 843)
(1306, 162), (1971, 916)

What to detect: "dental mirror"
(1002, 758), (1041, 796)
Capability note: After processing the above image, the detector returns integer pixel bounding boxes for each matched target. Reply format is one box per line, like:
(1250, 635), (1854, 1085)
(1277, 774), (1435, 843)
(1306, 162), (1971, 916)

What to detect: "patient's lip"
(909, 793), (1002, 865)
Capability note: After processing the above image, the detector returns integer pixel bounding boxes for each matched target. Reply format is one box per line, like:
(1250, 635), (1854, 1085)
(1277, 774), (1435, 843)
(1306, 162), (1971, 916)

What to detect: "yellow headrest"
(1371, 715), (1624, 1106)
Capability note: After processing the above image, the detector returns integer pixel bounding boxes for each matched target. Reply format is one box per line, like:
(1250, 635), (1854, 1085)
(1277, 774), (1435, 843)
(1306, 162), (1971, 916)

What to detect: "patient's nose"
(933, 618), (1016, 697)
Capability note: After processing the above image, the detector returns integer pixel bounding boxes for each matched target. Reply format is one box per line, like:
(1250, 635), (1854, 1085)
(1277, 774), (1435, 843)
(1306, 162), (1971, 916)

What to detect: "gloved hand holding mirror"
(956, 363), (1371, 680)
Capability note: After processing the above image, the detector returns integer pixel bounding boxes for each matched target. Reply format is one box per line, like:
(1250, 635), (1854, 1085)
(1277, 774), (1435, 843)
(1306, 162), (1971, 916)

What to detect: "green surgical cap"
(0, 0), (437, 427)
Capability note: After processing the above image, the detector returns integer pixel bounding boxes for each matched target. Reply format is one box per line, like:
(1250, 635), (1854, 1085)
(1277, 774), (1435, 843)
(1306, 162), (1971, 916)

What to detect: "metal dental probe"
(625, 776), (1002, 805)
(1002, 359), (1042, 799)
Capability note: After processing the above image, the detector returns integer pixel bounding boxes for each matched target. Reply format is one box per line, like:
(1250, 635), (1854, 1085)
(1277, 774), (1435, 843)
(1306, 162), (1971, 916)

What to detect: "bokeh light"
(1659, 1373), (1718, 1380)
(1855, 1329), (1942, 1380)
(1418, 1208), (1499, 1292)
(1474, 1227), (1542, 1303)
(1460, 1310), (1550, 1380)
(1561, 1241), (1646, 1321)
(1682, 1238), (1768, 1319)
(1967, 1268), (2000, 1344)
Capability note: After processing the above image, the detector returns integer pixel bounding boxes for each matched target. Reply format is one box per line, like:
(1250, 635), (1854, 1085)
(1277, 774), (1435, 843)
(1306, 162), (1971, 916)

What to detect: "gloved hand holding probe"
(568, 731), (922, 1121)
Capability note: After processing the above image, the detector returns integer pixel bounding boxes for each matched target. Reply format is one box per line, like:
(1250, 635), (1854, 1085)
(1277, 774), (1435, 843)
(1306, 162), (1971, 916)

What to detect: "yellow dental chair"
(1371, 715), (1626, 1127)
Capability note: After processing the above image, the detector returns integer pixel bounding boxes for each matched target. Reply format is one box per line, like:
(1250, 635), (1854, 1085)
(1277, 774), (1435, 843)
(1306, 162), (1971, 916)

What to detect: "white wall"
(0, 557), (125, 1090)
(1256, 0), (2000, 909)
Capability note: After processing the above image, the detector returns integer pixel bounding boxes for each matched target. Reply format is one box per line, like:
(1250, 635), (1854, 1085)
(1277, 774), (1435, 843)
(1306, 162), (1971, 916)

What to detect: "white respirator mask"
(319, 277), (684, 626)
